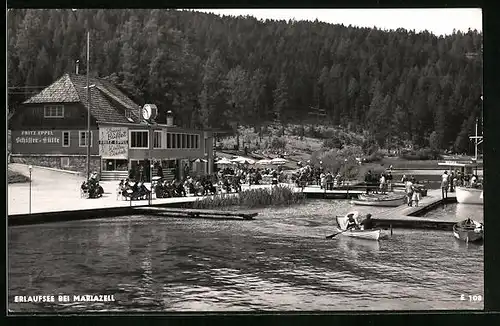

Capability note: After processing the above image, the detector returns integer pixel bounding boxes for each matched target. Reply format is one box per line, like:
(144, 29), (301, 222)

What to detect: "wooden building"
(9, 73), (214, 181)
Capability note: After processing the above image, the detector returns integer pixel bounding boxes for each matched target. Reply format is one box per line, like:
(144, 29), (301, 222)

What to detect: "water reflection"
(9, 200), (483, 312)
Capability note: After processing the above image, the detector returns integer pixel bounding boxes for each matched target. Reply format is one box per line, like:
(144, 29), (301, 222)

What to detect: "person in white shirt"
(379, 174), (386, 194)
(405, 179), (413, 206)
(470, 175), (477, 187)
(441, 171), (449, 199)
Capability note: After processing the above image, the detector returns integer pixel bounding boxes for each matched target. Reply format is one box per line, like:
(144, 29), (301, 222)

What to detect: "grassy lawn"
(8, 168), (30, 184)
(380, 157), (483, 169)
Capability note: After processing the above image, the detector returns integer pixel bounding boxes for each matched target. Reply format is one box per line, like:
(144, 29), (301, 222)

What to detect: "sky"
(193, 9), (482, 37)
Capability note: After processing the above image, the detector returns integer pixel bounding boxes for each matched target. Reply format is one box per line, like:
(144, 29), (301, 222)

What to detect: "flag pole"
(86, 31), (91, 181)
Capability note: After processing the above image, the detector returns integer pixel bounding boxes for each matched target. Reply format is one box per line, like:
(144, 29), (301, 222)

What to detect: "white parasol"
(256, 159), (273, 165)
(231, 156), (255, 165)
(271, 157), (288, 165)
(216, 158), (233, 165)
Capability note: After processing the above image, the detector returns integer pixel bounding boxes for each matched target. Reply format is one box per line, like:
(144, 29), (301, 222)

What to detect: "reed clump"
(192, 185), (305, 209)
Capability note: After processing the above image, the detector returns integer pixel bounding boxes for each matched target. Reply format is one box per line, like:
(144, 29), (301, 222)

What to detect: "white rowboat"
(352, 194), (405, 207)
(453, 219), (484, 242)
(455, 186), (483, 205)
(335, 212), (384, 241)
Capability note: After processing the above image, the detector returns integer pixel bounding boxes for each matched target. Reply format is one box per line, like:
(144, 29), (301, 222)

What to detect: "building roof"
(23, 73), (141, 124)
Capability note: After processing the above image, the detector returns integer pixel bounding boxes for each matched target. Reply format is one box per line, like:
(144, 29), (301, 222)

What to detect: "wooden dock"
(297, 186), (365, 199)
(133, 206), (258, 220)
(371, 188), (460, 230)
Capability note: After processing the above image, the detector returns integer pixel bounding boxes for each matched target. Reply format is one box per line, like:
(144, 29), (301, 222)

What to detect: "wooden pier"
(133, 206), (258, 220)
(297, 186), (366, 199)
(371, 189), (460, 231)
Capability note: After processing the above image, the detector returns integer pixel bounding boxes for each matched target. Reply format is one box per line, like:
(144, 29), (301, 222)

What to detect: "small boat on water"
(334, 212), (384, 241)
(352, 193), (406, 207)
(455, 186), (484, 205)
(453, 219), (484, 242)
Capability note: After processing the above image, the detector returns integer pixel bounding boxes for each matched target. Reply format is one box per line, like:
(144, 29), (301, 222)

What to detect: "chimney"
(166, 110), (174, 126)
(76, 60), (80, 74)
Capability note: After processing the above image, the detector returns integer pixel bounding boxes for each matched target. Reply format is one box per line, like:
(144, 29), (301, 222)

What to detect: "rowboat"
(455, 186), (483, 205)
(352, 193), (406, 207)
(453, 219), (484, 242)
(335, 212), (384, 241)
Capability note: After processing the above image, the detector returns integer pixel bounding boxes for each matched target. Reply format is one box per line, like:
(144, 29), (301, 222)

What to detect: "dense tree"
(273, 73), (289, 135)
(226, 65), (251, 148)
(7, 9), (483, 153)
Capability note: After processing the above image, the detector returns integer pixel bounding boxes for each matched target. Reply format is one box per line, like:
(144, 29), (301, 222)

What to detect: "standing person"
(470, 174), (478, 188)
(441, 171), (449, 199)
(387, 171), (393, 192)
(320, 172), (326, 189)
(365, 170), (373, 194)
(157, 163), (164, 179)
(379, 173), (386, 194)
(411, 183), (420, 207)
(405, 177), (414, 206)
(401, 174), (408, 183)
(326, 172), (333, 190)
(449, 171), (455, 192)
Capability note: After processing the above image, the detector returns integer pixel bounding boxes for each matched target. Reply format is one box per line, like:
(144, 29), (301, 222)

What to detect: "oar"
(325, 228), (352, 239)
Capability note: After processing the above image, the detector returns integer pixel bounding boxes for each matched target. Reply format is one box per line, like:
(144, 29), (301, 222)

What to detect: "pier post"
(390, 224), (393, 236)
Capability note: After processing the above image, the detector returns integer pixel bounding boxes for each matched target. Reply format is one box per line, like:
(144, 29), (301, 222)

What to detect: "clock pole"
(142, 104), (158, 206)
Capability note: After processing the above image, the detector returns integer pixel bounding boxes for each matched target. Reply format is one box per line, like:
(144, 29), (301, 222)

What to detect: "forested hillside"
(7, 9), (483, 152)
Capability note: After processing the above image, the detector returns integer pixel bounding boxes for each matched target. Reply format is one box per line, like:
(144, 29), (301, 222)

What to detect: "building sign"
(15, 130), (61, 144)
(99, 127), (129, 159)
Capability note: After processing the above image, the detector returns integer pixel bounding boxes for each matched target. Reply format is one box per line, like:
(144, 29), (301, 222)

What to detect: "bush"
(356, 165), (386, 182)
(192, 186), (305, 209)
(8, 169), (30, 184)
(322, 138), (343, 149)
(270, 137), (286, 150)
(401, 148), (442, 160)
(364, 151), (384, 163)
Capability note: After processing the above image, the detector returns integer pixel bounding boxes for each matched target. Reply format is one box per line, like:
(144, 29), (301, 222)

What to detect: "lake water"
(8, 200), (484, 312)
(421, 203), (484, 222)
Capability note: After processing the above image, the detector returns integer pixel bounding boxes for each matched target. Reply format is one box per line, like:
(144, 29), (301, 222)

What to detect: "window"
(190, 135), (195, 149)
(61, 157), (70, 167)
(187, 134), (191, 148)
(62, 131), (70, 147)
(153, 131), (162, 148)
(195, 135), (199, 149)
(182, 134), (187, 148)
(125, 110), (132, 119)
(79, 131), (93, 147)
(176, 133), (181, 148)
(167, 133), (172, 149)
(44, 105), (64, 118)
(172, 133), (177, 149)
(130, 130), (149, 149)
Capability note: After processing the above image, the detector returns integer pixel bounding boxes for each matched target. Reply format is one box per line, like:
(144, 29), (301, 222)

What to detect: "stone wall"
(11, 156), (101, 175)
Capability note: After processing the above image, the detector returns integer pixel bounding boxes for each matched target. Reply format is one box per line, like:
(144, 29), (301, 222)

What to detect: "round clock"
(142, 104), (158, 121)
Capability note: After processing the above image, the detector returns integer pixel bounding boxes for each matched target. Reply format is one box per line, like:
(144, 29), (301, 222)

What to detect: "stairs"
(101, 170), (129, 181)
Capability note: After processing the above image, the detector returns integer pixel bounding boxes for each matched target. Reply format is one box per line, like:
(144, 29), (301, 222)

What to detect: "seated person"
(464, 218), (476, 228)
(360, 214), (374, 230)
(346, 214), (359, 230)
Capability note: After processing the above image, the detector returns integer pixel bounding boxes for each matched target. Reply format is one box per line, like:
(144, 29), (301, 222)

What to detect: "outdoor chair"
(80, 187), (89, 198)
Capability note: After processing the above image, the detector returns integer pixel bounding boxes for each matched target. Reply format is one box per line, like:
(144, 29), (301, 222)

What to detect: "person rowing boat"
(359, 213), (374, 230)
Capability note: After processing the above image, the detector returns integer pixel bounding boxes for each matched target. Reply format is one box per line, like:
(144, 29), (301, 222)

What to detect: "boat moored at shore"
(455, 186), (483, 205)
(352, 193), (406, 207)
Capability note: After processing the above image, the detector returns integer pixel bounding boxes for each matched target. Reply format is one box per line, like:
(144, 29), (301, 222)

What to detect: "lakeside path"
(8, 164), (294, 215)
